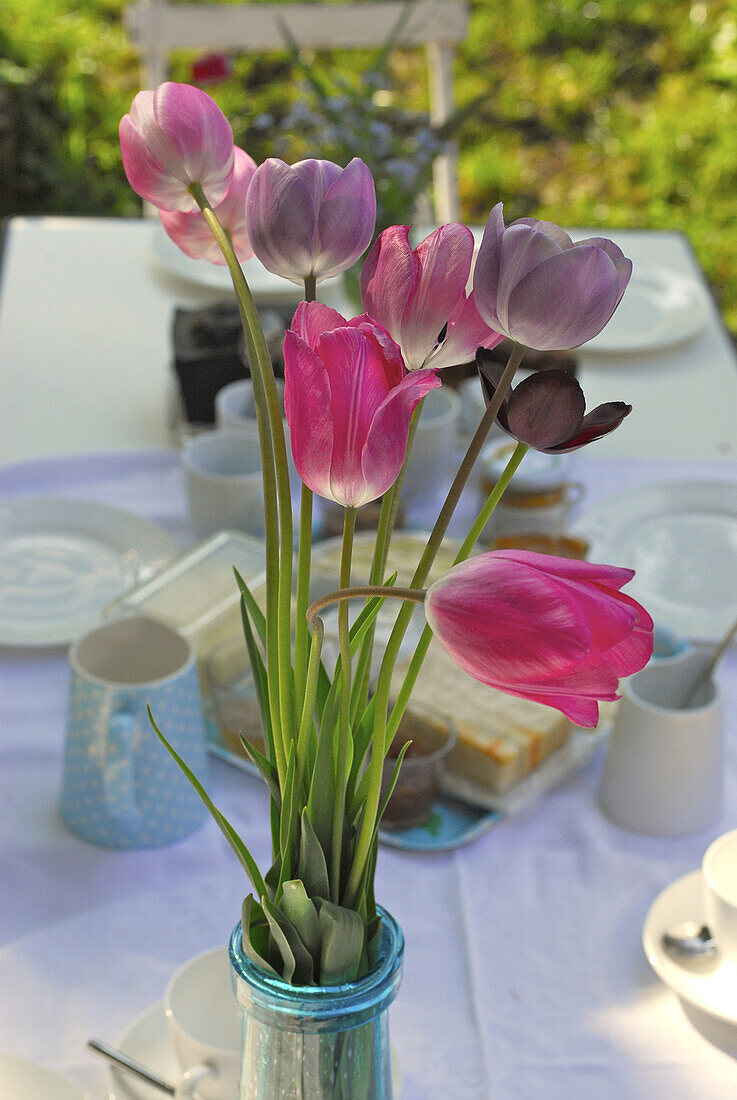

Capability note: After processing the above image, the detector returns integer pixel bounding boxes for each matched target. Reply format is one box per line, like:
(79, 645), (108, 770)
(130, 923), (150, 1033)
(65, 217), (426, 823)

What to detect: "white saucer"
(108, 1000), (402, 1098)
(643, 870), (737, 1025)
(0, 1051), (90, 1100)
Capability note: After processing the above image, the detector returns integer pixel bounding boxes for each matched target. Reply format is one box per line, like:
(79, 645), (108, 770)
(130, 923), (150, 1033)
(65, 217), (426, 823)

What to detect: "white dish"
(583, 264), (710, 353)
(108, 1000), (402, 1099)
(0, 1051), (89, 1100)
(575, 480), (737, 643)
(0, 497), (175, 646)
(643, 869), (737, 1026)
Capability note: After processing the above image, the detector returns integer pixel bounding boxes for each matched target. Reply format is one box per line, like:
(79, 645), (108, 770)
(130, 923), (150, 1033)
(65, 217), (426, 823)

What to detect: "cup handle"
(564, 480), (586, 507)
(174, 1063), (218, 1100)
(102, 710), (143, 827)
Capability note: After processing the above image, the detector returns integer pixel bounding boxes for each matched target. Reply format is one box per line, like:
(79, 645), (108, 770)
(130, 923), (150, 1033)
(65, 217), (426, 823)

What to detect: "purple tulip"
(477, 349), (631, 453)
(473, 204), (633, 350)
(246, 158), (376, 284)
(283, 302), (441, 507)
(360, 224), (504, 370)
(425, 550), (654, 727)
(159, 146), (257, 265)
(119, 82), (235, 212)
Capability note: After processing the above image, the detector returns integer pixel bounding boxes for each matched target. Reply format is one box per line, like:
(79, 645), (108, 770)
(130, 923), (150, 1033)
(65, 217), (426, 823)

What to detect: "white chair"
(123, 0), (469, 221)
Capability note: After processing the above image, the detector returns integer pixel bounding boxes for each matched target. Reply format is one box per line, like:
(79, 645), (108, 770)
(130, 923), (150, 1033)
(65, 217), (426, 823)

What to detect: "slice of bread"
(391, 640), (571, 793)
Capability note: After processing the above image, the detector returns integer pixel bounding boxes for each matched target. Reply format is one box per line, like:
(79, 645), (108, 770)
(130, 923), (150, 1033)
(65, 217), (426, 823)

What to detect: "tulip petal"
(427, 291), (504, 371)
(496, 224), (565, 334)
(350, 316), (406, 388)
(290, 301), (348, 348)
(152, 83), (234, 204)
(360, 226), (416, 342)
(314, 158), (376, 280)
(506, 244), (625, 349)
(361, 370), (442, 503)
(491, 549), (636, 591)
(283, 331), (334, 497)
(471, 203), (506, 328)
(315, 327), (392, 505)
(505, 370), (585, 449)
(399, 225), (475, 370)
(545, 401), (632, 453)
(514, 218), (573, 250)
(247, 160), (318, 282)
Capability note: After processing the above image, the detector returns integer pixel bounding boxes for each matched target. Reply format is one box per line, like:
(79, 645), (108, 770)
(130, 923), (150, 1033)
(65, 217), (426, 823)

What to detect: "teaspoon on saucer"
(661, 921), (716, 959)
(87, 1038), (175, 1095)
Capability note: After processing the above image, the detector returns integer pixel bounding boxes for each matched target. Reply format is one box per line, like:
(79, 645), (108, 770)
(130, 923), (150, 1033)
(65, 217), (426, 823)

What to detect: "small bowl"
(490, 532), (590, 559)
(205, 636), (265, 758)
(380, 708), (457, 831)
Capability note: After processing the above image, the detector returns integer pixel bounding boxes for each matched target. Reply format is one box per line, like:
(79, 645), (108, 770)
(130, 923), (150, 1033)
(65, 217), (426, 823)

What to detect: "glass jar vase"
(229, 906), (404, 1100)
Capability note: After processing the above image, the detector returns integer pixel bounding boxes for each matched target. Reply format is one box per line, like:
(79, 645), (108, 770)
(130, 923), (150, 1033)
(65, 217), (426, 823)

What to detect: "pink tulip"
(360, 224), (504, 370)
(119, 82), (234, 212)
(472, 203), (632, 350)
(159, 146), (257, 265)
(424, 550), (653, 726)
(246, 158), (376, 283)
(283, 302), (441, 507)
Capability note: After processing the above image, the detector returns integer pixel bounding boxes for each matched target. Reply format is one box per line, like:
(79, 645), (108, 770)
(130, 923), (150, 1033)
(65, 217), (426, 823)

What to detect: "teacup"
(215, 378), (299, 493)
(598, 649), (723, 836)
(182, 428), (265, 539)
(164, 947), (241, 1100)
(401, 386), (462, 511)
(703, 830), (737, 963)
(60, 615), (208, 847)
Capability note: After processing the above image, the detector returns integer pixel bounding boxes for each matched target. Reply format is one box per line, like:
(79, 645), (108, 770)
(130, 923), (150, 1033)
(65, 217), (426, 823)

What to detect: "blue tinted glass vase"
(229, 906), (404, 1099)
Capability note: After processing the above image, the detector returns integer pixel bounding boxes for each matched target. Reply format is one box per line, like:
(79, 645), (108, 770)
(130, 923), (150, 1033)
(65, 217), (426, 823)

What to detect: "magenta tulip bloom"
(360, 224), (504, 370)
(473, 204), (633, 351)
(159, 146), (256, 265)
(246, 158), (376, 284)
(119, 82), (234, 212)
(425, 550), (653, 726)
(283, 302), (440, 507)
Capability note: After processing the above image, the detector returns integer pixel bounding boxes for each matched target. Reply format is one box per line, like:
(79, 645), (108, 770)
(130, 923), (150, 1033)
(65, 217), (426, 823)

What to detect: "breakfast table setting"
(4, 83), (737, 1100)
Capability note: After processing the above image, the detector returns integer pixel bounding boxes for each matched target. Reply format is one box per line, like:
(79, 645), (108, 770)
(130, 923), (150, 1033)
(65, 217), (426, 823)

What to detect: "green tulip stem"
(387, 439), (529, 741)
(296, 614), (324, 789)
(345, 341), (526, 907)
(458, 440), (529, 558)
(190, 185), (292, 779)
(305, 586), (427, 625)
(294, 275), (316, 709)
(293, 484), (314, 704)
(331, 506), (356, 902)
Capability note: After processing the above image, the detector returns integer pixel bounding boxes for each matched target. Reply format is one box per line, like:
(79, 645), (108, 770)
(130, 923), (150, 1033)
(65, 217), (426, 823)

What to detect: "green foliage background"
(2, 0), (737, 328)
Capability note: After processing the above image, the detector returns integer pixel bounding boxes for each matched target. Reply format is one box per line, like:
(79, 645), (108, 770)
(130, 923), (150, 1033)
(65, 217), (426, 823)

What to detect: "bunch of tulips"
(122, 83), (653, 987)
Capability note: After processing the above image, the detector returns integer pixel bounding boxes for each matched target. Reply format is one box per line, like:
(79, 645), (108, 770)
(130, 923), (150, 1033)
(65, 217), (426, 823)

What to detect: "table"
(2, 216), (737, 465)
(2, 449), (737, 1098)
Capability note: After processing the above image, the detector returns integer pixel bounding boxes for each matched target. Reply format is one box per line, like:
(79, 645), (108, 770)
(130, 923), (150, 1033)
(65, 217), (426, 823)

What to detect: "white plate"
(108, 1000), (403, 1099)
(575, 480), (737, 643)
(0, 497), (175, 646)
(0, 1051), (89, 1100)
(643, 870), (737, 1026)
(583, 264), (710, 353)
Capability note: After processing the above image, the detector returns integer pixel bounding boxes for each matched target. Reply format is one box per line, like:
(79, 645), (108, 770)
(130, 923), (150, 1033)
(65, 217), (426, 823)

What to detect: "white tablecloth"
(2, 450), (737, 1099)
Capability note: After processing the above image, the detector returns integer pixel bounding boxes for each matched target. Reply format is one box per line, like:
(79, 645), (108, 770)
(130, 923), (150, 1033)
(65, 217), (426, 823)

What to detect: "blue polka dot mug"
(60, 615), (208, 848)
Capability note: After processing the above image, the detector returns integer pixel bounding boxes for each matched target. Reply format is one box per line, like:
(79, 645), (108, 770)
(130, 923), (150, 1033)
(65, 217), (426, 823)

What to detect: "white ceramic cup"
(402, 386), (462, 510)
(164, 946), (241, 1100)
(182, 429), (265, 539)
(703, 830), (737, 963)
(215, 378), (299, 493)
(598, 649), (723, 836)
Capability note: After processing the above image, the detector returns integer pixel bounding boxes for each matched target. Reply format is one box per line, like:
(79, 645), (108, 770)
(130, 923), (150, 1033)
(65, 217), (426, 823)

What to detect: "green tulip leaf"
(262, 895), (315, 986)
(281, 879), (321, 957)
(316, 898), (365, 984)
(298, 809), (331, 900)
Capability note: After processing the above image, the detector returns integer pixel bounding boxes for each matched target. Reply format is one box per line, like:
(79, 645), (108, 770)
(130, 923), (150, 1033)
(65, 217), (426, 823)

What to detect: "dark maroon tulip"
(477, 348), (631, 453)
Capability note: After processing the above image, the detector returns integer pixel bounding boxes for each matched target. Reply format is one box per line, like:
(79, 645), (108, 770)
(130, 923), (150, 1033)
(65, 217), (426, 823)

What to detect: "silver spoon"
(87, 1038), (175, 1095)
(681, 612), (737, 707)
(661, 920), (716, 959)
